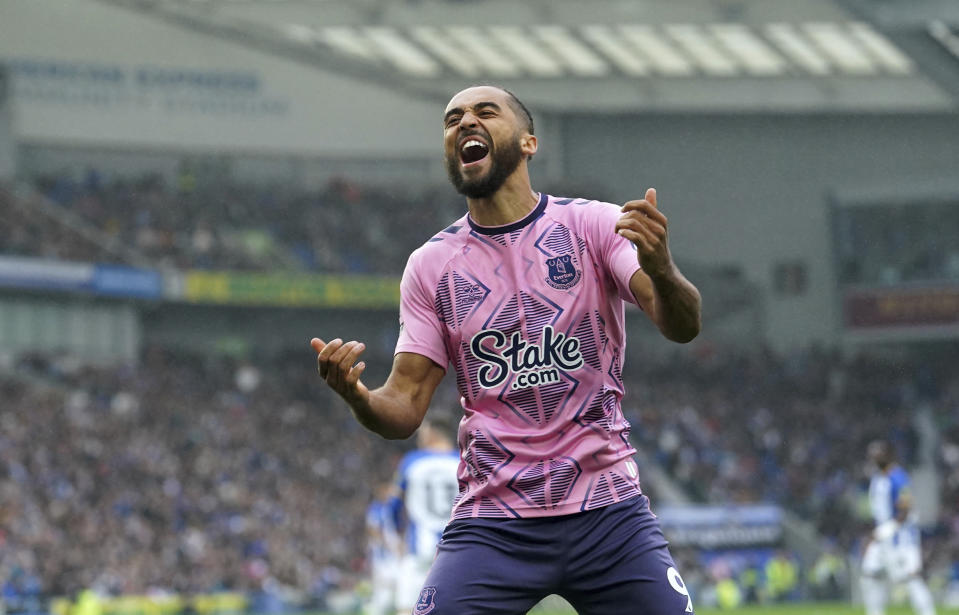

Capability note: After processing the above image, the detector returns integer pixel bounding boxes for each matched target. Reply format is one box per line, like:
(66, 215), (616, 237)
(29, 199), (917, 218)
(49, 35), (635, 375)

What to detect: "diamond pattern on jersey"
(434, 272), (453, 325)
(485, 294), (519, 333)
(581, 470), (640, 512)
(500, 374), (579, 425)
(453, 341), (485, 402)
(552, 197), (591, 206)
(571, 311), (603, 371)
(452, 495), (514, 519)
(507, 456), (582, 510)
(534, 223), (584, 265)
(435, 271), (490, 331)
(620, 415), (633, 449)
(451, 271), (489, 329)
(608, 348), (623, 388)
(573, 389), (615, 434)
(577, 236), (589, 254)
(462, 429), (514, 484)
(520, 291), (560, 337)
(488, 229), (525, 247)
(541, 225), (575, 256)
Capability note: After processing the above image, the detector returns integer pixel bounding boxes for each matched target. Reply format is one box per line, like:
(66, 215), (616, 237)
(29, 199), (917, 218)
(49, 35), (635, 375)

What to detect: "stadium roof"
(96, 0), (959, 112)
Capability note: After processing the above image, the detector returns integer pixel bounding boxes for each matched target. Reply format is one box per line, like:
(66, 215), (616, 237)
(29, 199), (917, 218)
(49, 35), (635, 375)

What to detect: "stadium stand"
(18, 172), (461, 274)
(2, 0), (957, 612)
(0, 339), (955, 611)
(10, 171), (609, 276)
(0, 346), (410, 611)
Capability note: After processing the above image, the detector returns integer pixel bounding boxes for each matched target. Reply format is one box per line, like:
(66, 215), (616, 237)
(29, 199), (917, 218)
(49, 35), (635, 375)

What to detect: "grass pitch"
(528, 601), (959, 615)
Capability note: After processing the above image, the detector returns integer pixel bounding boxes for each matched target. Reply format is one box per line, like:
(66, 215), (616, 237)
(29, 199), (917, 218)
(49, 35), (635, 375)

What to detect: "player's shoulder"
(544, 194), (622, 226)
(405, 214), (470, 272)
(890, 465), (911, 485)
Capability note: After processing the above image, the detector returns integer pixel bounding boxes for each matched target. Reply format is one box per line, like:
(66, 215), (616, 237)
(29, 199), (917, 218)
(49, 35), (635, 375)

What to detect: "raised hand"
(615, 188), (673, 279)
(311, 337), (370, 407)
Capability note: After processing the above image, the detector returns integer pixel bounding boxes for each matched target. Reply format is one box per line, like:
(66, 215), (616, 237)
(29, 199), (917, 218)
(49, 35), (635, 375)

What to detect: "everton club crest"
(414, 586), (437, 615)
(545, 254), (581, 290)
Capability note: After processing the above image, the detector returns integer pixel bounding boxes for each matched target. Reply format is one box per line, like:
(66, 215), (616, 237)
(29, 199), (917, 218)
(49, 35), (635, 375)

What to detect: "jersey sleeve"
(589, 201), (642, 305)
(891, 468), (912, 508)
(395, 250), (449, 370)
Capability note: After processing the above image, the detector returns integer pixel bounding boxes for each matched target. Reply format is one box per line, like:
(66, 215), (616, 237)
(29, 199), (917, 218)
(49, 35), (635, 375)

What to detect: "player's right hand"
(311, 337), (370, 407)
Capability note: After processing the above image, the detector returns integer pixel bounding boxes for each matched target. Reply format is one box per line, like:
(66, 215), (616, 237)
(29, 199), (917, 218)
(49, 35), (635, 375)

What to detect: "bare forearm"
(313, 340), (443, 441)
(350, 385), (427, 440)
(650, 265), (702, 343)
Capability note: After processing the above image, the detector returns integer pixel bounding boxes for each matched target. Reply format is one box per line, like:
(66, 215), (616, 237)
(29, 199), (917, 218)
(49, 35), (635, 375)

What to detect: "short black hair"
(467, 84), (533, 135)
(501, 87), (534, 135)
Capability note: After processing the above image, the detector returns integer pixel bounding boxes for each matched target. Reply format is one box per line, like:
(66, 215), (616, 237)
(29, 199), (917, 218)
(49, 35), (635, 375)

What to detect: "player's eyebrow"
(443, 101), (502, 124)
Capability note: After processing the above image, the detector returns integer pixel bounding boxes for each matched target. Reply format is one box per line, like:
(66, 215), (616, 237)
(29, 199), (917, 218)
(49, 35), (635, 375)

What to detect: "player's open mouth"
(460, 139), (490, 167)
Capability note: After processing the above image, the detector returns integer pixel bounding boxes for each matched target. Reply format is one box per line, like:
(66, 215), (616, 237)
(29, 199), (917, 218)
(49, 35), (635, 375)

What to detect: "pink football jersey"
(396, 193), (644, 519)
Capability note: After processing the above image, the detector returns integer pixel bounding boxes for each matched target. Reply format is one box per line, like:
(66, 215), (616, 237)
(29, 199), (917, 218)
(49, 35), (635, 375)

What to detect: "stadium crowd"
(0, 347), (423, 612)
(627, 343), (959, 603)
(0, 186), (117, 265)
(0, 341), (956, 610)
(2, 169), (957, 610)
(7, 168), (959, 289)
(15, 171), (462, 275)
(834, 199), (959, 286)
(8, 169), (602, 276)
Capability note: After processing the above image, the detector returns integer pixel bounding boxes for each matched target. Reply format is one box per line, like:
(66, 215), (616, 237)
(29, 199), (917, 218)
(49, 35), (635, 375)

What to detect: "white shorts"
(368, 559), (398, 614)
(862, 528), (923, 583)
(395, 554), (433, 610)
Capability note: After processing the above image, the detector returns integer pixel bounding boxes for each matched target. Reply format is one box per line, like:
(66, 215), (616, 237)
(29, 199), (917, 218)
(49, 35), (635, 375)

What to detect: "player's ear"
(521, 134), (538, 161)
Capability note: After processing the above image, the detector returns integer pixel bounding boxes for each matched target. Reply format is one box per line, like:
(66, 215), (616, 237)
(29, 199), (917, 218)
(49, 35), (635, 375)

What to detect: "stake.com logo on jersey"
(470, 325), (584, 391)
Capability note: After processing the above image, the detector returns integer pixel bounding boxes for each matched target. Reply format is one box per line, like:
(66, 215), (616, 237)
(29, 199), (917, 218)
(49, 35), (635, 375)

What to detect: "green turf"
(527, 603), (959, 615)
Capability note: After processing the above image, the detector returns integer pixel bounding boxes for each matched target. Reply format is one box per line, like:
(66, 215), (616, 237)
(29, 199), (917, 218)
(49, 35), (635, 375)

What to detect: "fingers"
(316, 338), (341, 379)
(617, 228), (651, 252)
(332, 341), (366, 389)
(314, 337), (366, 391)
(616, 213), (666, 245)
(617, 225), (652, 253)
(620, 200), (667, 226)
(345, 361), (367, 387)
(645, 187), (657, 208)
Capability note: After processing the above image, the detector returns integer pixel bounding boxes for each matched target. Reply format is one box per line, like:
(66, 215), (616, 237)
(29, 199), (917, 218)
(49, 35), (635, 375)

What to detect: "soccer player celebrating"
(312, 85), (702, 614)
(861, 440), (937, 615)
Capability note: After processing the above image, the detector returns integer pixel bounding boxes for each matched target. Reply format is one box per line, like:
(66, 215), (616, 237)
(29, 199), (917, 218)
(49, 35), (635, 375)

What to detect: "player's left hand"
(615, 188), (674, 279)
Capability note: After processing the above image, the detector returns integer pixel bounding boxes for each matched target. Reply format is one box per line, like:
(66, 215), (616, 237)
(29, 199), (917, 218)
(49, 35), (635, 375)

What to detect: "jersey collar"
(467, 192), (548, 236)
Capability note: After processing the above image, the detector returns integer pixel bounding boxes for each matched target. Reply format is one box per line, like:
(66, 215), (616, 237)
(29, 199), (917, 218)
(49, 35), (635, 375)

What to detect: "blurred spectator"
(0, 342), (954, 608)
(10, 173), (463, 275)
(835, 201), (959, 286)
(7, 171), (611, 276)
(764, 550), (799, 602)
(808, 542), (848, 601)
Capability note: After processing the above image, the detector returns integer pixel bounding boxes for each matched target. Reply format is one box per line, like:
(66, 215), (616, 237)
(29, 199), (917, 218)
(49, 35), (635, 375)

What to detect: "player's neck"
(466, 173), (539, 228)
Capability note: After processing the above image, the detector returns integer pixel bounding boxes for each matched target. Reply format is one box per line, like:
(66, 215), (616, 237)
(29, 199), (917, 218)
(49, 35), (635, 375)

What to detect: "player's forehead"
(444, 86), (512, 116)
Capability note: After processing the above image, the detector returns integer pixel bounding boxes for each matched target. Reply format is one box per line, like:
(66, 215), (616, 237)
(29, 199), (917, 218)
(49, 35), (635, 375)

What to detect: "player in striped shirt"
(861, 440), (936, 615)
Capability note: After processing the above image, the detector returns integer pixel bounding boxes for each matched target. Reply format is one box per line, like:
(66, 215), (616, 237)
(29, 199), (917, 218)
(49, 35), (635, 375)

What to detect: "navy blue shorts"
(411, 495), (695, 615)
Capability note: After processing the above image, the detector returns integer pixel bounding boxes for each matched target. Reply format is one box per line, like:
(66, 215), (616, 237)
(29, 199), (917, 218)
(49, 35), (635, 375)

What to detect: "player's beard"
(446, 131), (525, 199)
